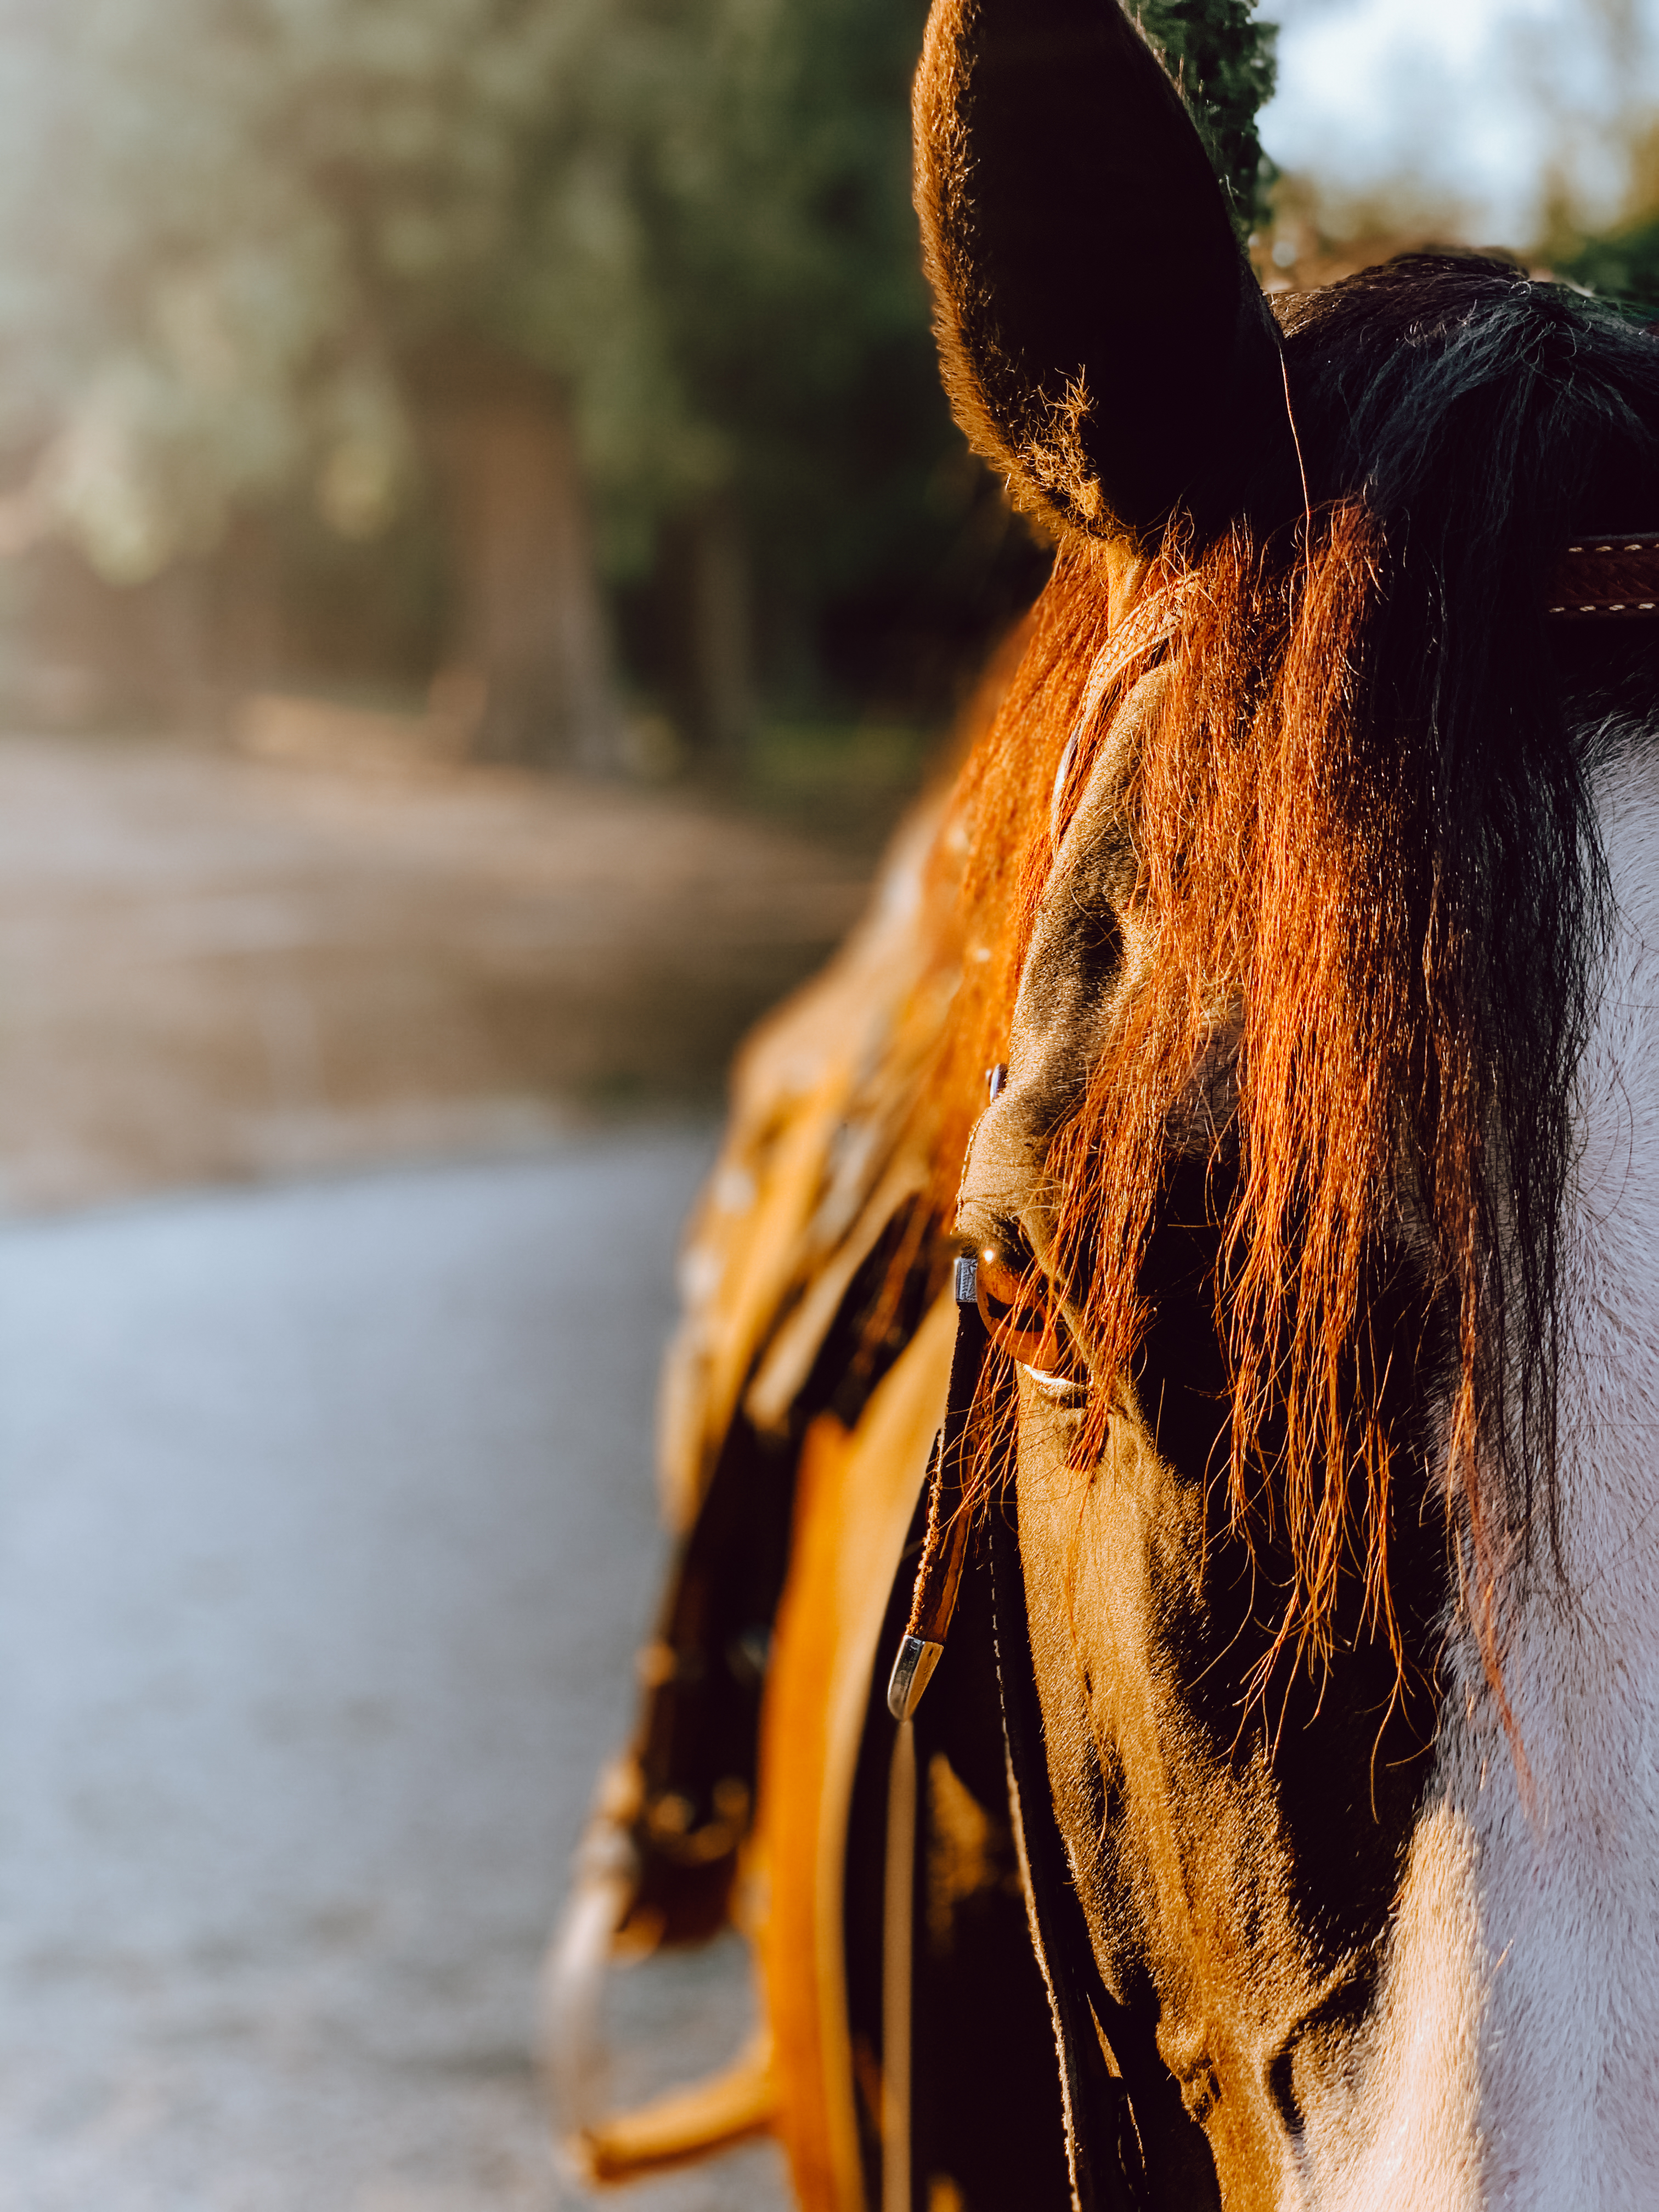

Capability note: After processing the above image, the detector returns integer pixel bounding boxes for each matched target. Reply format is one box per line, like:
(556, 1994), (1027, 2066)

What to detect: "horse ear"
(915, 0), (1296, 543)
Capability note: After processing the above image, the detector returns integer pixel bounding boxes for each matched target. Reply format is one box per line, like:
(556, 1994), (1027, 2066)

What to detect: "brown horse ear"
(915, 0), (1296, 544)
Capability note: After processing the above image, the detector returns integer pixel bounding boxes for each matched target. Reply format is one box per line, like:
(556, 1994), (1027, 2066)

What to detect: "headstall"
(890, 530), (1659, 1712)
(874, 525), (1659, 2212)
(1549, 533), (1659, 617)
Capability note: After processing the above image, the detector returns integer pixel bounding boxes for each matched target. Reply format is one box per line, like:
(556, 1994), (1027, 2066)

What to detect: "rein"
(883, 1271), (1187, 2211)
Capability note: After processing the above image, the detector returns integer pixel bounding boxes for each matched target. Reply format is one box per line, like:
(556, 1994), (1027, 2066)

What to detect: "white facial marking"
(1305, 737), (1659, 2207)
(1297, 1802), (1486, 2209)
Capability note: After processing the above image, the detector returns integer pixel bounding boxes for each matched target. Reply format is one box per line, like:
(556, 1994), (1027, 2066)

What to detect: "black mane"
(1277, 257), (1659, 1544)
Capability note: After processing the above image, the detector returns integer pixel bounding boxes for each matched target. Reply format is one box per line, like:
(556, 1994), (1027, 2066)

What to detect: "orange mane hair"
(900, 496), (1582, 1697)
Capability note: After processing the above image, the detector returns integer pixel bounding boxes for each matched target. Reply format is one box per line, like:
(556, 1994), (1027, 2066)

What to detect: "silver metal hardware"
(886, 1633), (945, 1723)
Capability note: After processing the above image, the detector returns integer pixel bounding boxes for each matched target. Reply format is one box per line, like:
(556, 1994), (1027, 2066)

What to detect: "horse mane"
(899, 256), (1659, 1686)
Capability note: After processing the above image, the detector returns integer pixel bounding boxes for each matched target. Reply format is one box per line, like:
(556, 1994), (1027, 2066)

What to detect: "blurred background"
(0, 1), (1654, 2207)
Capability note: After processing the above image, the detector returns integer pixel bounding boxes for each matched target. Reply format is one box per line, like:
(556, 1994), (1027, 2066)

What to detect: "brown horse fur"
(967, 505), (1499, 1699)
(869, 240), (1659, 1731)
(899, 0), (1651, 1708)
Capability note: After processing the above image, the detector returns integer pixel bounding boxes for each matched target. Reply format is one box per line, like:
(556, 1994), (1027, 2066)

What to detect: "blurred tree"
(1539, 118), (1659, 360)
(1555, 190), (1659, 314)
(0, 0), (1276, 763)
(0, 0), (630, 759)
(510, 0), (956, 754)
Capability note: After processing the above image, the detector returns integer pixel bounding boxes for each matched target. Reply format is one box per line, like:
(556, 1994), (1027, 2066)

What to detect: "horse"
(550, 2), (1659, 2205)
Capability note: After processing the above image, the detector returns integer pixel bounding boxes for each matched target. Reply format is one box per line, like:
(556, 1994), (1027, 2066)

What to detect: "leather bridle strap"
(887, 1256), (988, 1724)
(881, 1216), (1215, 2200)
(985, 1498), (1221, 2212)
(1548, 534), (1659, 618)
(985, 1495), (1144, 2212)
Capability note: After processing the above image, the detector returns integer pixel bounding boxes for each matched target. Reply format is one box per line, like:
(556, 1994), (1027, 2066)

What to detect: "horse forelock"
(924, 257), (1659, 1695)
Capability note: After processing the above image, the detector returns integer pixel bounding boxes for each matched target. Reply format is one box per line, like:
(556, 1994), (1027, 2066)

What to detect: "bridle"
(884, 1249), (1191, 2211)
(877, 533), (1659, 2210)
(1549, 533), (1659, 616)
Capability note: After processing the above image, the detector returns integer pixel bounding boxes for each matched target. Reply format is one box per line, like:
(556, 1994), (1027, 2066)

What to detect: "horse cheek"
(1013, 1373), (1294, 2200)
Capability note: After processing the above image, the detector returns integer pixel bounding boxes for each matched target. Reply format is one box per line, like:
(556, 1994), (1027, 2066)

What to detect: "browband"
(1549, 533), (1659, 618)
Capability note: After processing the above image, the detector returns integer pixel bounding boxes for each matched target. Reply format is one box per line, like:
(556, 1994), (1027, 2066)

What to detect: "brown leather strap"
(1548, 534), (1659, 617)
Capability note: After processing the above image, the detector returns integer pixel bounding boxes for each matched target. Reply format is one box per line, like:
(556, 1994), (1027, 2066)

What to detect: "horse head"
(922, 0), (1659, 2202)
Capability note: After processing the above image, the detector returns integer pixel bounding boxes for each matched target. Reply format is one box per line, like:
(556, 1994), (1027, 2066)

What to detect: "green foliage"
(0, 0), (1279, 702)
(1557, 215), (1659, 319)
(1139, 0), (1278, 238)
(508, 0), (939, 586)
(0, 0), (540, 579)
(0, 0), (941, 620)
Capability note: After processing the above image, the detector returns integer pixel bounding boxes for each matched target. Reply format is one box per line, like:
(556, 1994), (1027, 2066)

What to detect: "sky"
(1261, 0), (1659, 244)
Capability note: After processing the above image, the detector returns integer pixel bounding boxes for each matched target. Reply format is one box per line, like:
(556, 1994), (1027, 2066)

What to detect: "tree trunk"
(418, 347), (621, 771)
(663, 493), (756, 763)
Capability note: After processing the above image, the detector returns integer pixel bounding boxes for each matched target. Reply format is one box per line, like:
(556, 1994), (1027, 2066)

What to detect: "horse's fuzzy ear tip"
(932, 343), (1105, 545)
(912, 0), (1285, 549)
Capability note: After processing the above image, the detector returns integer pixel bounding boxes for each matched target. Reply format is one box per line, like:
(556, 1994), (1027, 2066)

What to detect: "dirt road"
(0, 1141), (790, 2211)
(0, 729), (873, 2203)
(0, 731), (874, 1210)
